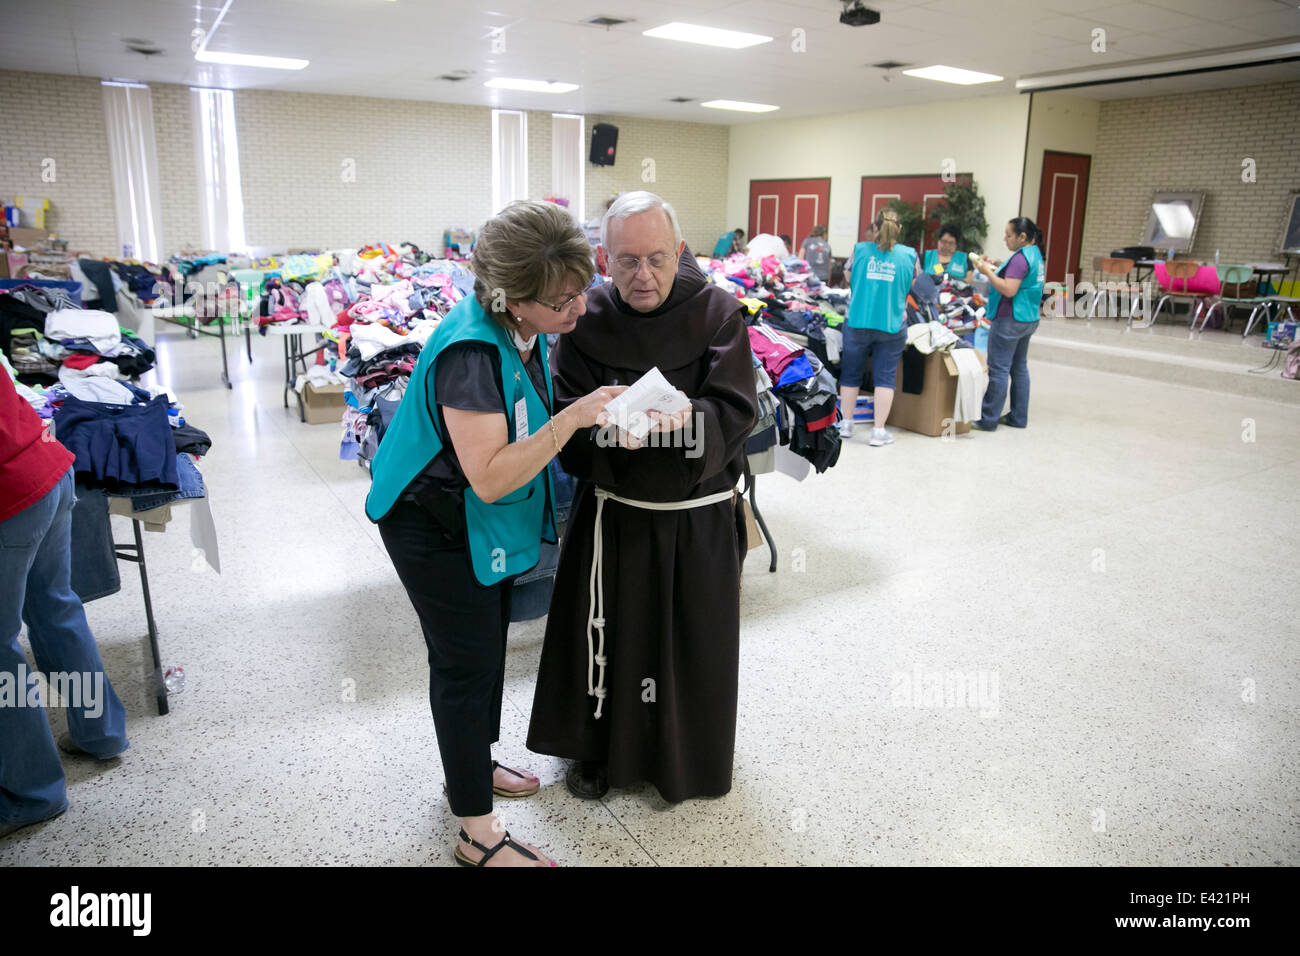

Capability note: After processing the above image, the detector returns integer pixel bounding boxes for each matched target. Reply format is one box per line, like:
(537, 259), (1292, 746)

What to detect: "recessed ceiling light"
(194, 50), (309, 70)
(700, 99), (779, 112)
(902, 65), (1003, 85)
(643, 22), (772, 49)
(484, 78), (579, 93)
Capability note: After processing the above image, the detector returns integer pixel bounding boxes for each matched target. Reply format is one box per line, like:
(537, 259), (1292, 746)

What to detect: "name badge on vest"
(514, 396), (529, 442)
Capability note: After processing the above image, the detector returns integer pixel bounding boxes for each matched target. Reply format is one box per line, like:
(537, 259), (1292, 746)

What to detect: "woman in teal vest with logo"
(972, 216), (1045, 430)
(922, 223), (969, 280)
(840, 208), (918, 446)
(367, 200), (623, 867)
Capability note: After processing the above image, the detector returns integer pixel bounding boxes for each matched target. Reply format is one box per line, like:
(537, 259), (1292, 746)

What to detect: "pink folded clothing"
(1154, 262), (1219, 295)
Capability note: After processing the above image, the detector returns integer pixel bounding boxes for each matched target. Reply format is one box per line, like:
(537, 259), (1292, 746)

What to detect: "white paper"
(514, 396), (529, 442)
(601, 366), (690, 440)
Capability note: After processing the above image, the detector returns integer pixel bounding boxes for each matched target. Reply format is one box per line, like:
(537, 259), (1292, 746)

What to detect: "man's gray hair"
(600, 190), (684, 250)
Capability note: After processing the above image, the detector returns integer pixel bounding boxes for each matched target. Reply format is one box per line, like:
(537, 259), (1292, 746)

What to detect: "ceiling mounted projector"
(840, 2), (881, 27)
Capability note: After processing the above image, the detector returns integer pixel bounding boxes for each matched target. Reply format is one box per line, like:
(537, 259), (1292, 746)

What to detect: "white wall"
(726, 93), (1032, 259)
(1020, 91), (1100, 219)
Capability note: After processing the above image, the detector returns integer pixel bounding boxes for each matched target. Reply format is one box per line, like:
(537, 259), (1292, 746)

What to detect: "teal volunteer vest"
(986, 243), (1045, 324)
(847, 241), (918, 333)
(365, 295), (556, 586)
(923, 248), (969, 279)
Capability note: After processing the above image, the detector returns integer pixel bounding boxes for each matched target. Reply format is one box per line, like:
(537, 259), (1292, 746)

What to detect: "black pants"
(378, 500), (513, 817)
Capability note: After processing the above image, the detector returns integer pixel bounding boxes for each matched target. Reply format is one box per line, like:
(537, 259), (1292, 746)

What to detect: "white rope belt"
(585, 487), (737, 719)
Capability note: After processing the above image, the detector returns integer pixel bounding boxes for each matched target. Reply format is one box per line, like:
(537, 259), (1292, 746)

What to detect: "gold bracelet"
(548, 416), (561, 454)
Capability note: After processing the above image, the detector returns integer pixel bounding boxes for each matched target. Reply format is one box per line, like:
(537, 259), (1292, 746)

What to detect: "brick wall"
(2, 68), (731, 258)
(583, 115), (731, 253)
(233, 89), (492, 252)
(1079, 80), (1300, 271)
(0, 69), (118, 257)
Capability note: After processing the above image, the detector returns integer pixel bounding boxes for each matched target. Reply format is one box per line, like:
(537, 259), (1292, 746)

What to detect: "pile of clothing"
(27, 365), (214, 508)
(700, 252), (848, 374)
(43, 309), (156, 385)
(907, 273), (989, 333)
(747, 323), (841, 473)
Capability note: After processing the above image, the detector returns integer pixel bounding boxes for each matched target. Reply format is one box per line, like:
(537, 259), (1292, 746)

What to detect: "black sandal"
(491, 760), (540, 798)
(454, 827), (543, 867)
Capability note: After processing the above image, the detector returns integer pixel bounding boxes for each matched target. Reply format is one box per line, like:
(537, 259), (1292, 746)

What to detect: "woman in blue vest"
(972, 216), (1046, 430)
(367, 200), (623, 867)
(840, 208), (918, 446)
(922, 223), (969, 280)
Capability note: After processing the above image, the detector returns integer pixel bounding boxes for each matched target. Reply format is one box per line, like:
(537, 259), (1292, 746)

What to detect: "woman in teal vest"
(840, 208), (918, 446)
(368, 200), (623, 867)
(971, 216), (1046, 430)
(922, 223), (969, 280)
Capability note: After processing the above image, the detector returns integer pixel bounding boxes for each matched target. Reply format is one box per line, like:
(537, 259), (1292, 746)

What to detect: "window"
(491, 109), (528, 213)
(552, 113), (584, 222)
(192, 88), (247, 253)
(101, 81), (164, 261)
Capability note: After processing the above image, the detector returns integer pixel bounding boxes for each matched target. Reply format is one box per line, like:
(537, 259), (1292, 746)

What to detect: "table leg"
(748, 477), (777, 573)
(113, 521), (169, 716)
(282, 337), (291, 409)
(218, 312), (231, 389)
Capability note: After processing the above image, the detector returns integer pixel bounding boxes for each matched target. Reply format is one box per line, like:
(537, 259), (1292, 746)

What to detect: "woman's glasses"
(534, 276), (604, 313)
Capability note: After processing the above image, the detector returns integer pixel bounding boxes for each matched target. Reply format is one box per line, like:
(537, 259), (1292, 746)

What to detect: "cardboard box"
(7, 226), (49, 249)
(0, 252), (29, 278)
(888, 346), (986, 437)
(301, 382), (348, 425)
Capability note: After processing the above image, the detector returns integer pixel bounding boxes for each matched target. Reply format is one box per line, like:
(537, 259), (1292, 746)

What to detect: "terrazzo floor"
(3, 324), (1297, 866)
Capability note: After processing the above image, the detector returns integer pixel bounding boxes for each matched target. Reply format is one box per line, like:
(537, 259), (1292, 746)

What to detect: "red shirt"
(1, 372), (75, 523)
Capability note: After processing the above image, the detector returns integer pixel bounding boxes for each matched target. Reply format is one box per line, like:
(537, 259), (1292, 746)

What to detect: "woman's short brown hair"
(471, 200), (595, 329)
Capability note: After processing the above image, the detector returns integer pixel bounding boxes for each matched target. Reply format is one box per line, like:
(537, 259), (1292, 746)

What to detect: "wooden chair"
(1085, 257), (1138, 322)
(1149, 260), (1206, 327)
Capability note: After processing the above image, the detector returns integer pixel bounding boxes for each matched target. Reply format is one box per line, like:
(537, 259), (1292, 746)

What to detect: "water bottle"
(164, 666), (186, 694)
(1214, 249), (1220, 267)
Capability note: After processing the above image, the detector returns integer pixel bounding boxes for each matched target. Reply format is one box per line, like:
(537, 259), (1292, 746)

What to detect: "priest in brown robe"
(527, 191), (758, 803)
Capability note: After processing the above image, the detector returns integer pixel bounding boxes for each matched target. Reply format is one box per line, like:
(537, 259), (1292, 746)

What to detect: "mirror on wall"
(1141, 191), (1204, 253)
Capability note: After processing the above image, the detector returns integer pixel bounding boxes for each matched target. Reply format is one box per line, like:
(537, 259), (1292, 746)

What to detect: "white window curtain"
(492, 109), (528, 213)
(101, 82), (164, 262)
(192, 88), (247, 253)
(552, 113), (584, 222)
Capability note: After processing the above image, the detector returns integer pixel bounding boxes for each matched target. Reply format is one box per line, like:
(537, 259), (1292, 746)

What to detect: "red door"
(1036, 151), (1090, 284)
(859, 174), (970, 251)
(748, 179), (831, 250)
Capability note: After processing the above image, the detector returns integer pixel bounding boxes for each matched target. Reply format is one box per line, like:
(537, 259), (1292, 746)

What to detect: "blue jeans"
(978, 318), (1039, 429)
(0, 468), (129, 827)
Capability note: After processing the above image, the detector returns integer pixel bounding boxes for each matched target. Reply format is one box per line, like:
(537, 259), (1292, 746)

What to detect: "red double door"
(858, 174), (971, 252)
(1036, 151), (1091, 284)
(747, 178), (831, 251)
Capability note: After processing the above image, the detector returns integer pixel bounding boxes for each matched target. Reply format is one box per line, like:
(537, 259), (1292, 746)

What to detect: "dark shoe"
(972, 420), (997, 432)
(453, 827), (555, 867)
(57, 733), (126, 761)
(0, 803), (68, 840)
(997, 415), (1026, 428)
(565, 760), (609, 800)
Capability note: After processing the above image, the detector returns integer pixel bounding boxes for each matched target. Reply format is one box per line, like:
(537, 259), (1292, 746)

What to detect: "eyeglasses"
(534, 288), (588, 313)
(610, 251), (677, 274)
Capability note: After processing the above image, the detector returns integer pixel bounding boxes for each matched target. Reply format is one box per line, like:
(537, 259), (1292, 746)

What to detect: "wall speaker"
(589, 123), (619, 166)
